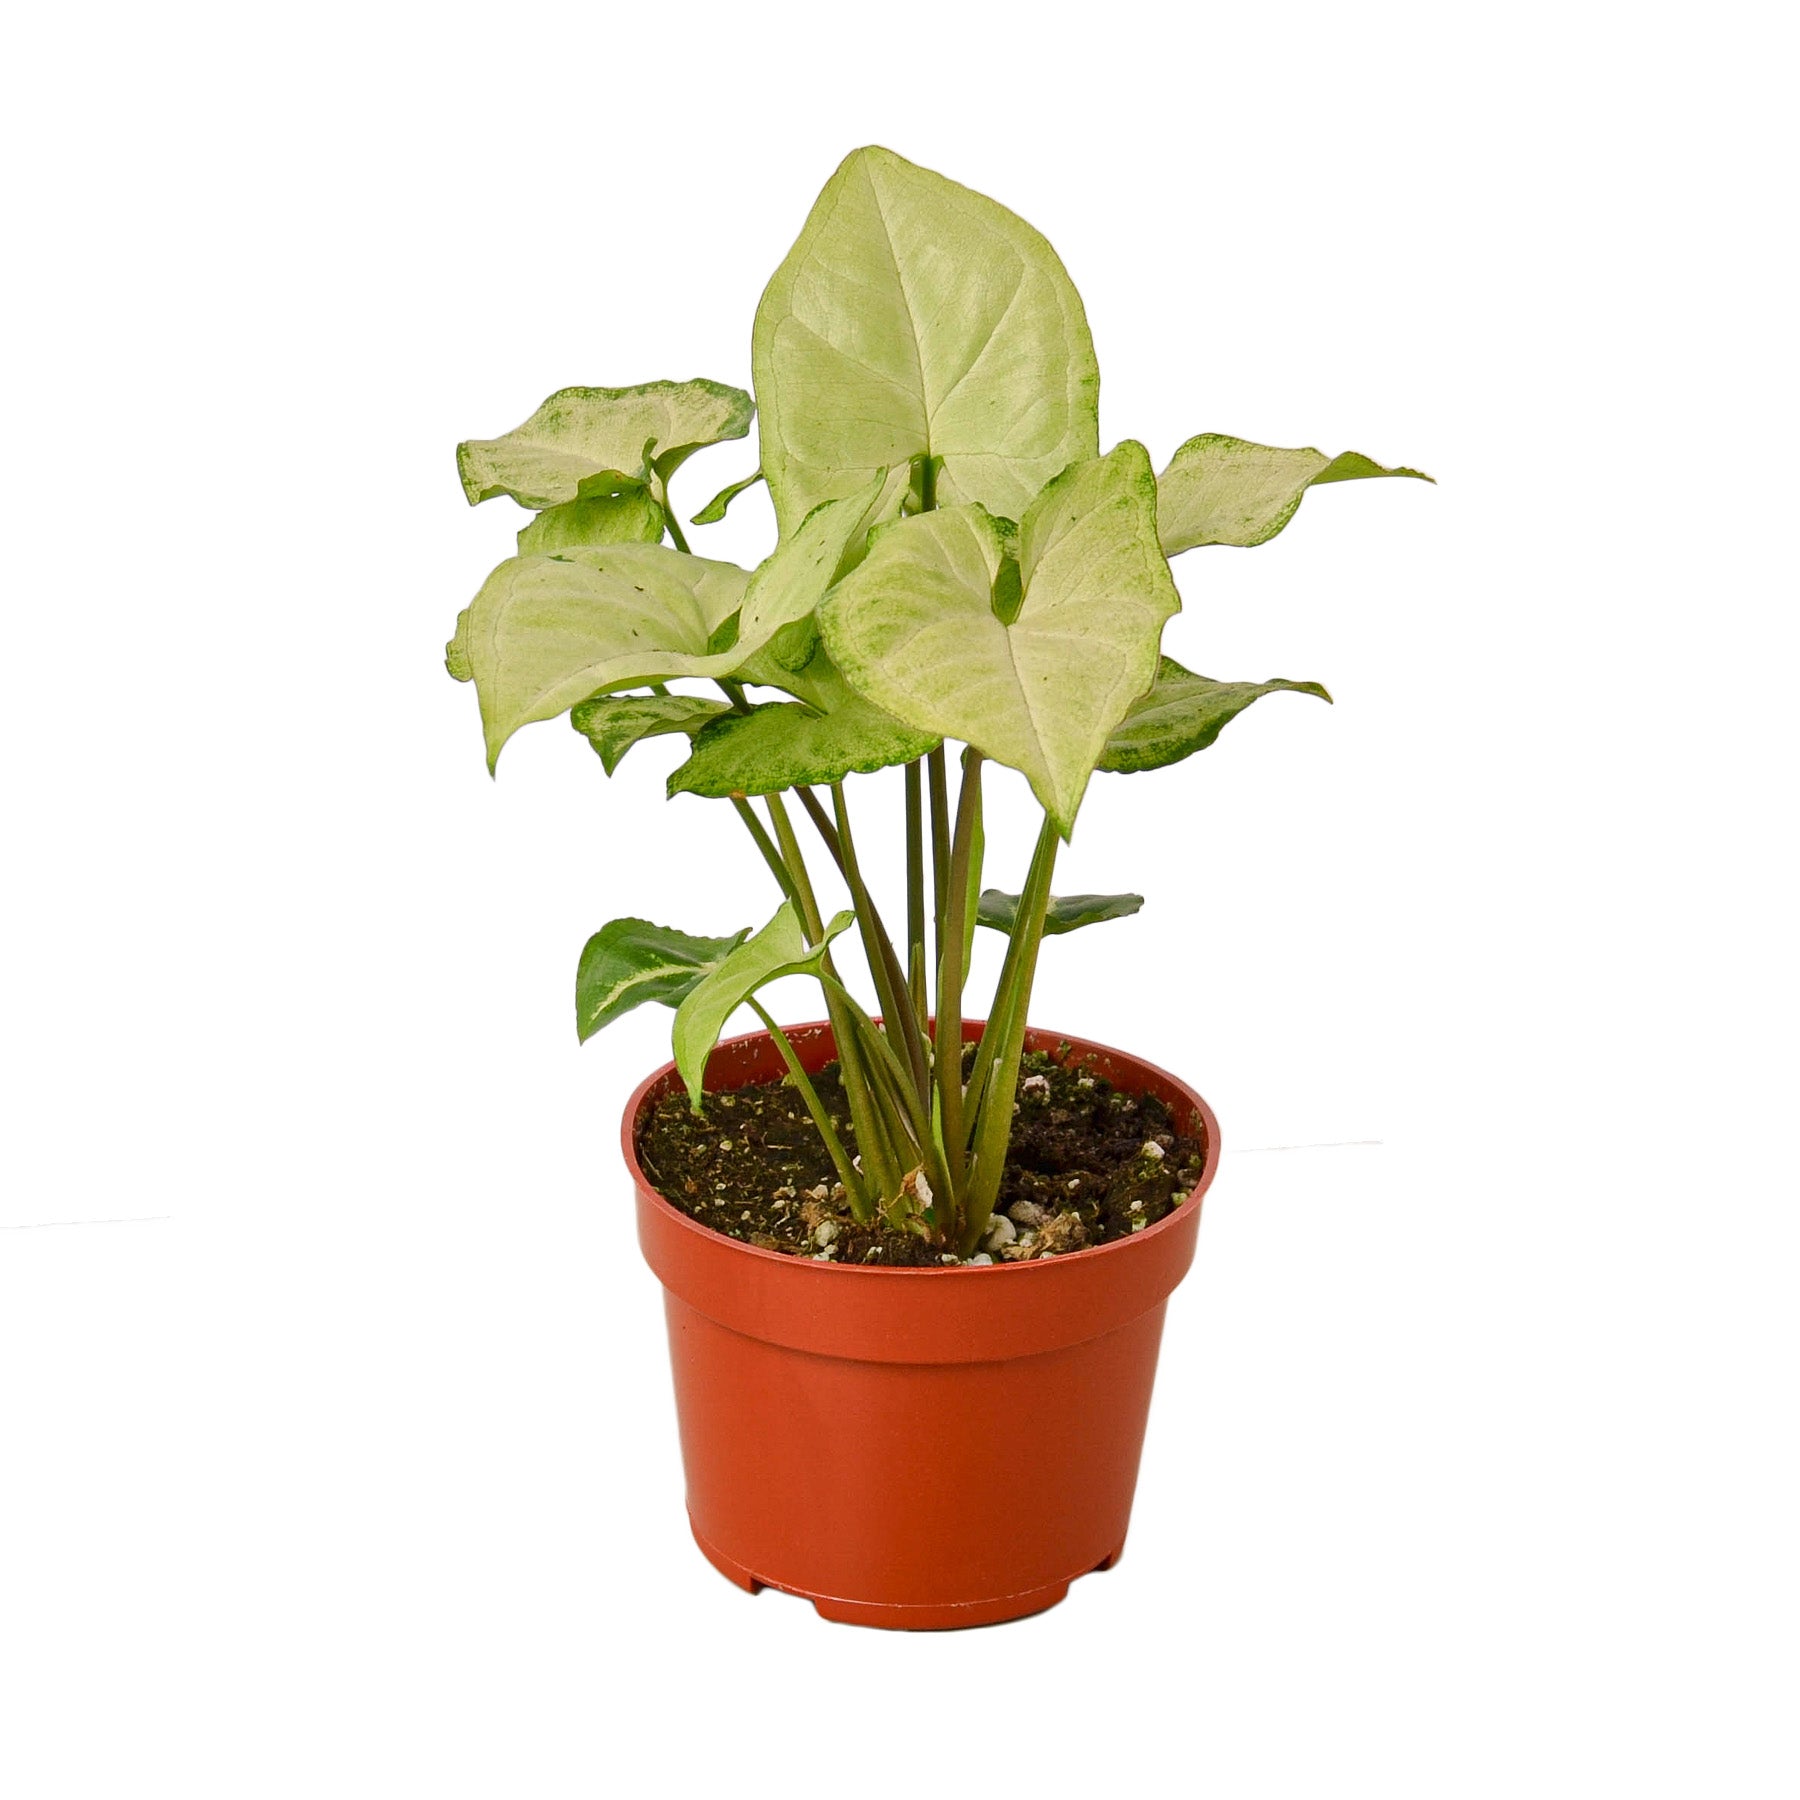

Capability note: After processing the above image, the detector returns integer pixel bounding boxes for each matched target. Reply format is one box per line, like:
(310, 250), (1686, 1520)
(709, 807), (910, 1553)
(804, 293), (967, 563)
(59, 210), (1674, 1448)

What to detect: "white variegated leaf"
(458, 380), (754, 510)
(448, 544), (751, 769)
(753, 146), (1098, 537)
(1157, 434), (1431, 554)
(819, 442), (1178, 836)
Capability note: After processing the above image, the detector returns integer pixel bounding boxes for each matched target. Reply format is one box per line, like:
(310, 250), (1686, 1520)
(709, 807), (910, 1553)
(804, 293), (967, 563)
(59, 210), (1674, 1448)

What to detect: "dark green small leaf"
(691, 468), (765, 525)
(570, 693), (730, 775)
(1098, 656), (1331, 775)
(576, 918), (752, 1044)
(977, 890), (1144, 936)
(517, 480), (664, 553)
(989, 552), (1023, 625)
(668, 696), (938, 799)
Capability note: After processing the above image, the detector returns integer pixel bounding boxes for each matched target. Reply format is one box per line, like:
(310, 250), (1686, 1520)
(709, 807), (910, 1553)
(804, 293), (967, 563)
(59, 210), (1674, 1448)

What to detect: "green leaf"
(1098, 655), (1332, 774)
(576, 919), (752, 1044)
(570, 692), (731, 775)
(1157, 434), (1432, 555)
(819, 442), (1179, 837)
(457, 380), (754, 510)
(691, 468), (764, 525)
(976, 890), (1144, 936)
(672, 903), (854, 1107)
(448, 544), (750, 769)
(517, 484), (665, 553)
(668, 695), (937, 799)
(753, 146), (1099, 537)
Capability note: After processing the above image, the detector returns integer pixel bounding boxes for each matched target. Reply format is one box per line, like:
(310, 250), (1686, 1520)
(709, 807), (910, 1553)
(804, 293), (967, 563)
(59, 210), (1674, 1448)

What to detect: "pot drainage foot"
(687, 1521), (1132, 1630)
(807, 1580), (1072, 1631)
(690, 1523), (766, 1594)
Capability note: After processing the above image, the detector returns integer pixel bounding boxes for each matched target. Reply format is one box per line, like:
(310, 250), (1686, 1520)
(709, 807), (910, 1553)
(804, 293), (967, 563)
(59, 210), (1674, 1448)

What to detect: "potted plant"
(446, 146), (1428, 1628)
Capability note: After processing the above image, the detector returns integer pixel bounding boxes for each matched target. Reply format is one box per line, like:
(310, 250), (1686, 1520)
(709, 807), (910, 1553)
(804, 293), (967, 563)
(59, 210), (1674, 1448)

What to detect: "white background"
(3, 1), (1794, 1793)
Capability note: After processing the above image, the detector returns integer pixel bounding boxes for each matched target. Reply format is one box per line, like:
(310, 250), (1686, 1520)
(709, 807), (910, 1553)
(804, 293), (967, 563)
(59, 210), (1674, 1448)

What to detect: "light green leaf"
(1098, 655), (1332, 774)
(569, 692), (731, 775)
(734, 473), (887, 652)
(1157, 434), (1432, 554)
(448, 544), (751, 769)
(457, 380), (754, 510)
(753, 146), (1099, 537)
(576, 919), (752, 1044)
(668, 695), (937, 799)
(977, 890), (1143, 936)
(672, 903), (854, 1107)
(691, 468), (764, 525)
(819, 441), (1179, 837)
(517, 483), (665, 554)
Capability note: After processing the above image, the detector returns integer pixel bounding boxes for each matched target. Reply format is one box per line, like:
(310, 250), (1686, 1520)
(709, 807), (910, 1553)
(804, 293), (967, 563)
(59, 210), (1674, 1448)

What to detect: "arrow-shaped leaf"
(753, 146), (1099, 536)
(1098, 655), (1332, 774)
(691, 468), (765, 526)
(457, 380), (754, 510)
(1157, 434), (1432, 555)
(448, 544), (750, 769)
(976, 890), (1143, 936)
(672, 903), (854, 1107)
(733, 473), (887, 652)
(570, 692), (731, 776)
(819, 442), (1179, 837)
(577, 919), (752, 1044)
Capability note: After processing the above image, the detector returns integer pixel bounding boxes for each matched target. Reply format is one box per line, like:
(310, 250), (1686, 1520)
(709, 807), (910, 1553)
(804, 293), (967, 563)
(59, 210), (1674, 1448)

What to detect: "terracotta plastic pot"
(625, 1019), (1221, 1630)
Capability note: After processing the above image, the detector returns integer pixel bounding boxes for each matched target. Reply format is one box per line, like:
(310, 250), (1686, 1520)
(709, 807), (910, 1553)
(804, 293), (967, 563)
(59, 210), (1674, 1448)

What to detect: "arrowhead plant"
(445, 145), (1430, 1257)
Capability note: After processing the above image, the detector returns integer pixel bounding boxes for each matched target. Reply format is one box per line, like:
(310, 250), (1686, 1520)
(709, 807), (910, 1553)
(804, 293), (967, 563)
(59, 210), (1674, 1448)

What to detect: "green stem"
(730, 796), (801, 915)
(821, 976), (953, 1225)
(905, 761), (926, 1024)
(661, 484), (692, 555)
(831, 782), (931, 1110)
(767, 790), (894, 1211)
(749, 1000), (867, 1216)
(765, 793), (821, 935)
(960, 815), (1059, 1253)
(927, 745), (951, 981)
(934, 751), (983, 1196)
(794, 785), (845, 874)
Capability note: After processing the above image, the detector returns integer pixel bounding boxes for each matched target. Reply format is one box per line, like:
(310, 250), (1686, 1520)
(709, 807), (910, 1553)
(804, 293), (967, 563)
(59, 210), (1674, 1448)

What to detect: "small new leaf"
(668, 696), (937, 799)
(576, 919), (752, 1044)
(1098, 656), (1332, 775)
(458, 380), (754, 511)
(977, 891), (1144, 936)
(735, 473), (888, 651)
(1157, 434), (1432, 555)
(691, 468), (765, 526)
(570, 693), (731, 776)
(672, 903), (855, 1108)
